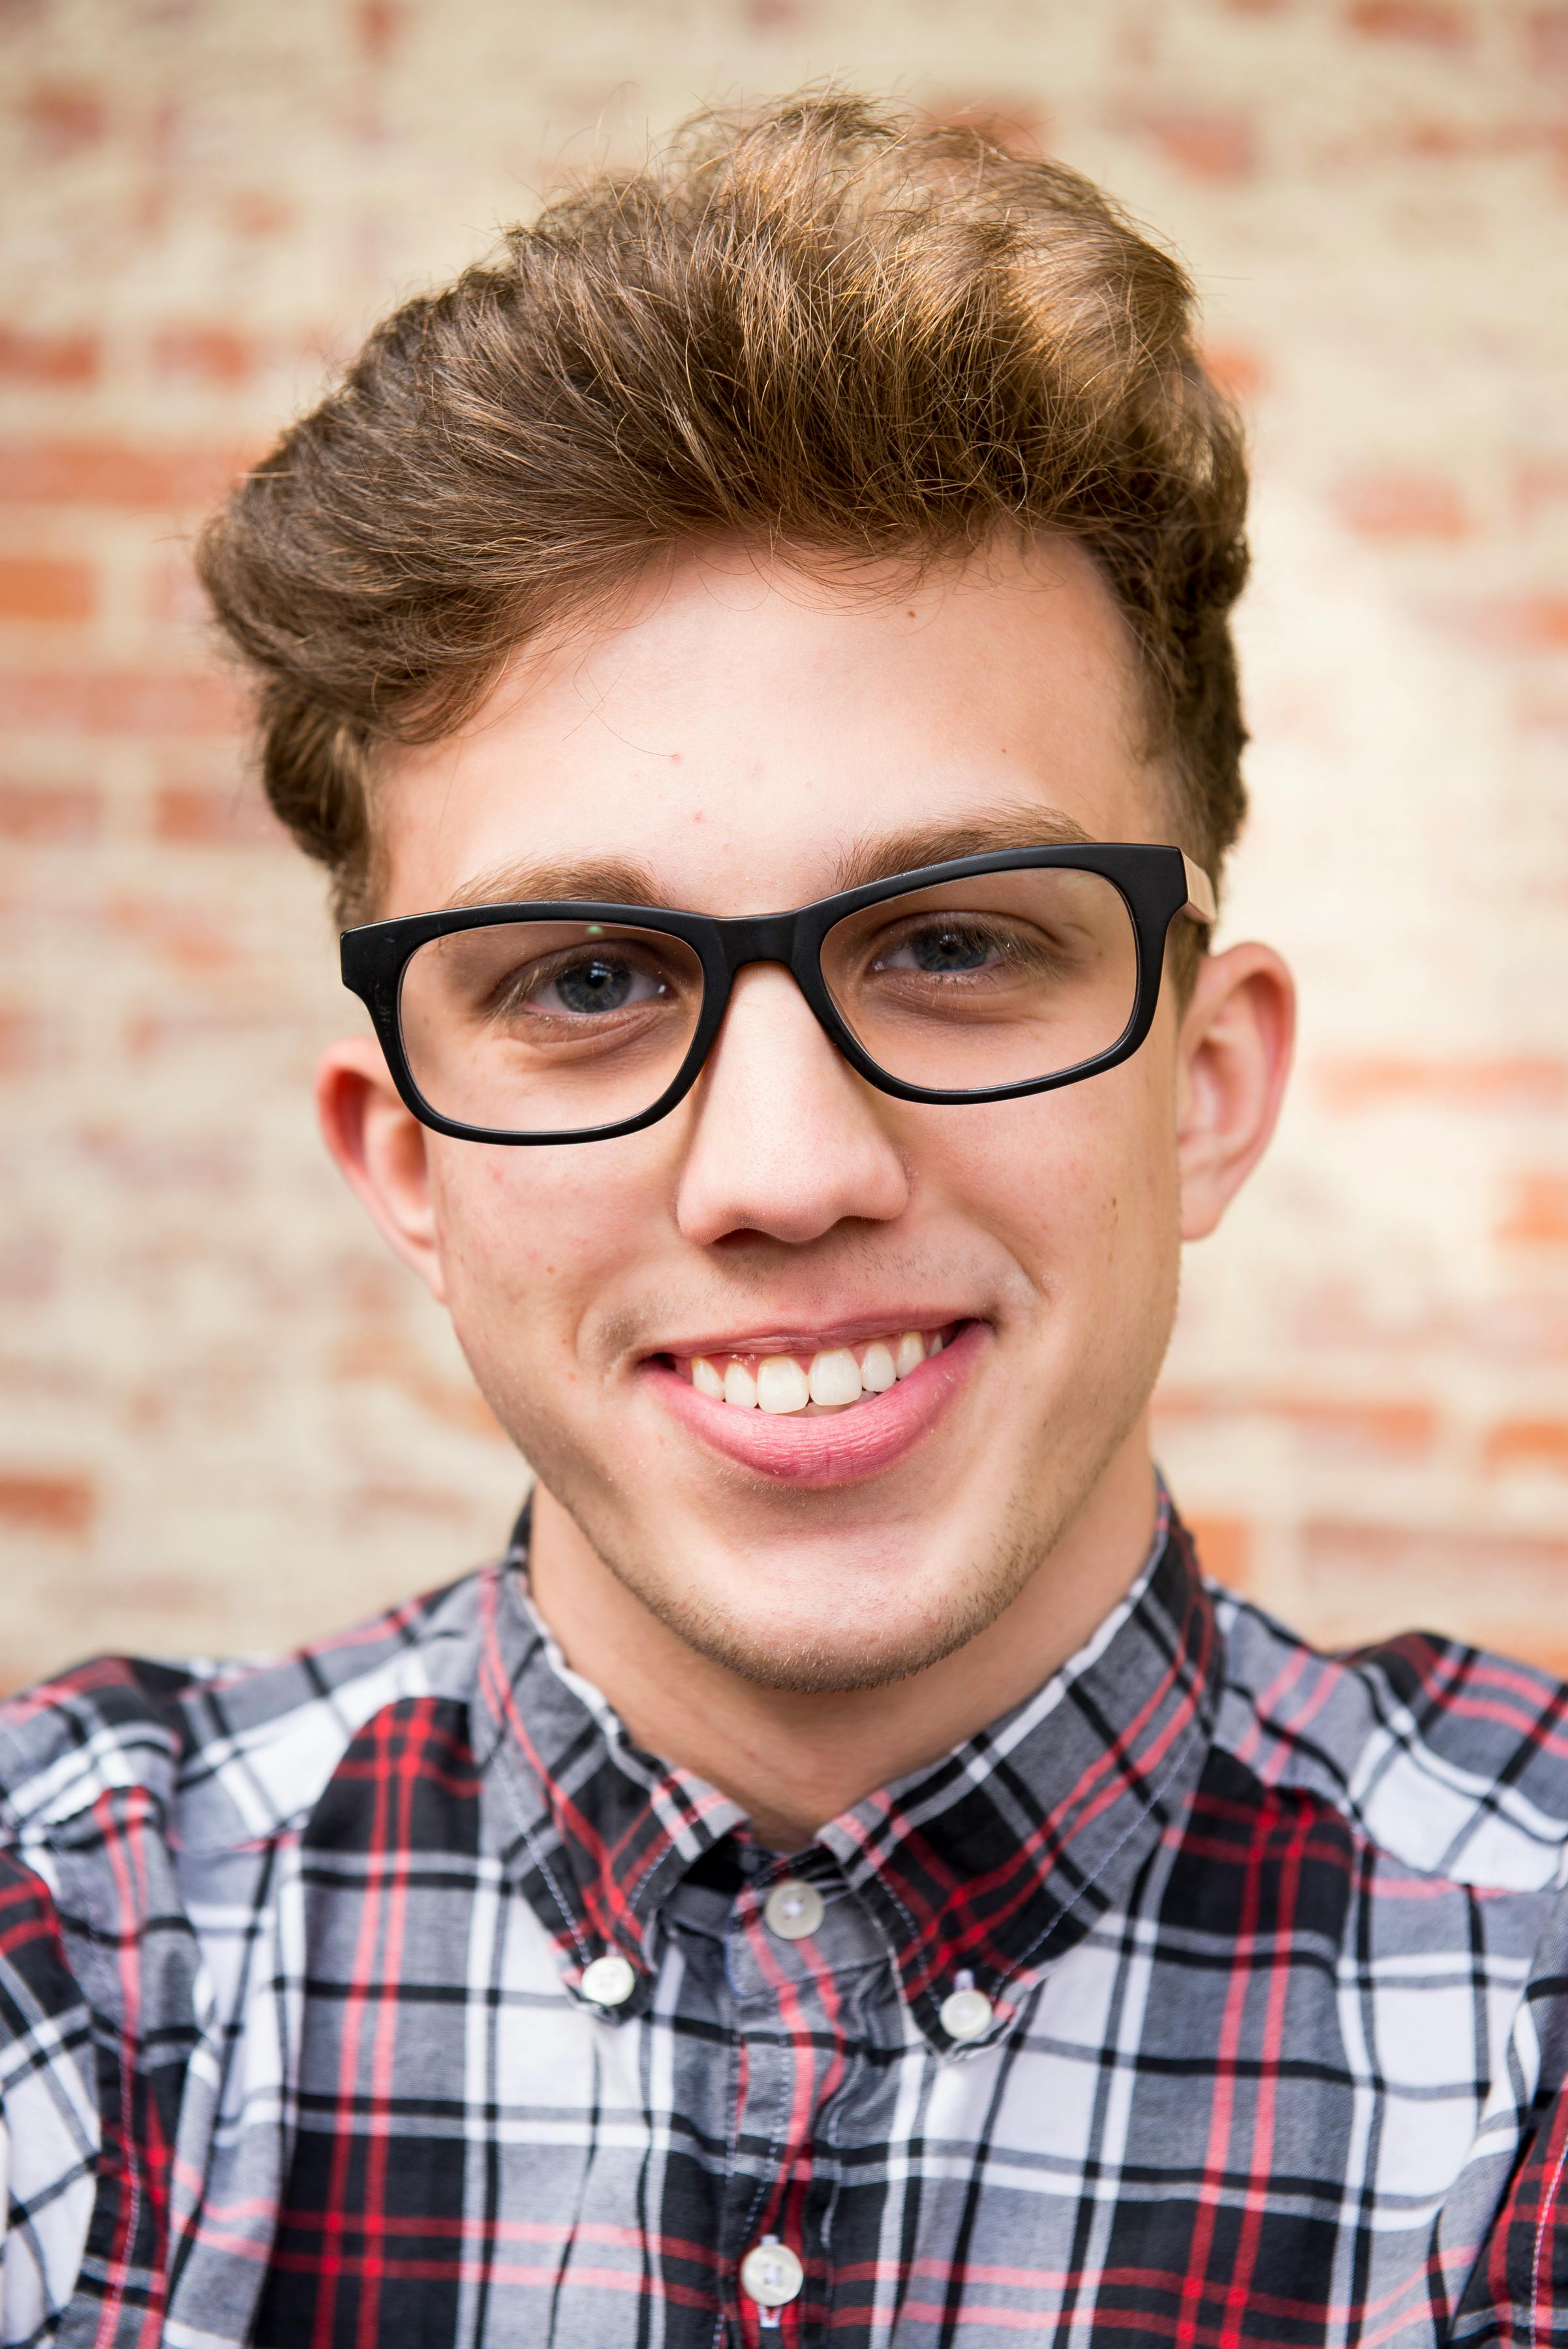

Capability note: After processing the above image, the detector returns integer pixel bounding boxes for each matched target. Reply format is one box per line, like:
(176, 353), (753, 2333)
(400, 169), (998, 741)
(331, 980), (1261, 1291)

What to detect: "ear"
(316, 1036), (448, 1302)
(1175, 942), (1296, 1243)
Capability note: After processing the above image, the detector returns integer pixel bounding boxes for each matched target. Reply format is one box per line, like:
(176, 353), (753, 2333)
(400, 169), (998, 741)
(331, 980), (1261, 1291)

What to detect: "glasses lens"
(821, 867), (1138, 1095)
(399, 919), (705, 1135)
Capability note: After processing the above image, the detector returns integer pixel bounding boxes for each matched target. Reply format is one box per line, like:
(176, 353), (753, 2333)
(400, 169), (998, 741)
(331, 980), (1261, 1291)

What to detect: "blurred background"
(3, 0), (1567, 1688)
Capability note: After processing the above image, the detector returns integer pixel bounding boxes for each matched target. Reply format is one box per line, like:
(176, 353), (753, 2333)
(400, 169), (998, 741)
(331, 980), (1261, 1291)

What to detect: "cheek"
(425, 1135), (668, 1345)
(918, 1061), (1179, 1300)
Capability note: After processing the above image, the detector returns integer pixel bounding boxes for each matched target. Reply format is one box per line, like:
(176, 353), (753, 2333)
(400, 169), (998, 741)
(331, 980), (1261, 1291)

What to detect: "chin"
(613, 1548), (1028, 1695)
(670, 1617), (964, 1696)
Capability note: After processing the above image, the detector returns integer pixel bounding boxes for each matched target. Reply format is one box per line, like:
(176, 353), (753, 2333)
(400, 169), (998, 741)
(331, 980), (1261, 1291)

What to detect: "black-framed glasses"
(339, 843), (1216, 1146)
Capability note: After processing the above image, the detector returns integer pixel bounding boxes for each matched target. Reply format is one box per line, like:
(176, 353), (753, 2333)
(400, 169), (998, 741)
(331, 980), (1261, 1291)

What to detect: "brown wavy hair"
(198, 93), (1250, 930)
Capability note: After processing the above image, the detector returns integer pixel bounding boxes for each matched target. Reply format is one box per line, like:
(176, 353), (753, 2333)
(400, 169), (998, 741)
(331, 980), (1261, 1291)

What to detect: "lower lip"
(641, 1321), (989, 1489)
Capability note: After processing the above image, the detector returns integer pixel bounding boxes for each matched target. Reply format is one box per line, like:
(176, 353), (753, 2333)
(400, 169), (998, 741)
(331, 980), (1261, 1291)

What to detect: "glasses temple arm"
(1180, 854), (1218, 925)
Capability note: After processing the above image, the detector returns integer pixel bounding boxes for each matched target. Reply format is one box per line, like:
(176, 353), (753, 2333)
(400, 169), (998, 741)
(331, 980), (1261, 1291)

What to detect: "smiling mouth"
(664, 1324), (959, 1415)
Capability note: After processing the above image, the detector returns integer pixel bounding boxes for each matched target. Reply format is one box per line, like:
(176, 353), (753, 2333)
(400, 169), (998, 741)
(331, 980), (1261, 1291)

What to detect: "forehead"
(377, 537), (1167, 920)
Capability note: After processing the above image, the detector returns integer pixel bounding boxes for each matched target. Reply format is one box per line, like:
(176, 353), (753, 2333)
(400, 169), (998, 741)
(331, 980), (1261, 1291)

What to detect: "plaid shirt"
(6, 1501), (1568, 2348)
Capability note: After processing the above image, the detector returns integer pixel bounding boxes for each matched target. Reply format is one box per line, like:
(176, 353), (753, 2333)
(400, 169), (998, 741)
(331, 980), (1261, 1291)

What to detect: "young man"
(3, 95), (1566, 2349)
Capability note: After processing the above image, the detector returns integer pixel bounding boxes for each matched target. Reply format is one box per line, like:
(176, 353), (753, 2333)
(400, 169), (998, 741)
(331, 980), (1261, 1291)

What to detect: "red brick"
(1346, 0), (1473, 45)
(144, 547), (209, 627)
(1516, 688), (1568, 740)
(0, 328), (100, 388)
(0, 442), (254, 511)
(0, 557), (95, 622)
(152, 327), (267, 388)
(0, 1231), (58, 1304)
(1528, 7), (1568, 74)
(1498, 1174), (1568, 1247)
(0, 1007), (42, 1075)
(1455, 596), (1568, 652)
(1332, 471), (1472, 540)
(1315, 1056), (1568, 1111)
(151, 781), (283, 846)
(1300, 1522), (1568, 1668)
(331, 1325), (508, 1439)
(0, 670), (242, 736)
(341, 1482), (479, 1526)
(101, 894), (243, 972)
(228, 191), (295, 238)
(921, 97), (1049, 150)
(74, 1118), (249, 1182)
(0, 781), (101, 842)
(22, 83), (107, 155)
(1156, 1387), (1436, 1459)
(1183, 1514), (1254, 1592)
(1202, 340), (1270, 403)
(355, 0), (403, 59)
(1513, 457), (1568, 525)
(0, 1475), (95, 1538)
(1135, 111), (1257, 181)
(1484, 1420), (1568, 1474)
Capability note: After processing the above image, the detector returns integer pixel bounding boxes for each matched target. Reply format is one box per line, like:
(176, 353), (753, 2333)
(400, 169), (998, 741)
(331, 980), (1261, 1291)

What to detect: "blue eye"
(552, 955), (637, 1014)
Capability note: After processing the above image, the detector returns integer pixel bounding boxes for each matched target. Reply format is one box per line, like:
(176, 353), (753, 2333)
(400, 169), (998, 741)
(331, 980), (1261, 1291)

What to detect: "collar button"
(579, 1952), (638, 2008)
(939, 1979), (994, 2043)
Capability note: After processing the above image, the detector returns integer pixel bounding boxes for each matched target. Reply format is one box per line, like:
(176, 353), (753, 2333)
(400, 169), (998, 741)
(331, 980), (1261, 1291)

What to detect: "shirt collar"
(471, 1491), (1220, 2053)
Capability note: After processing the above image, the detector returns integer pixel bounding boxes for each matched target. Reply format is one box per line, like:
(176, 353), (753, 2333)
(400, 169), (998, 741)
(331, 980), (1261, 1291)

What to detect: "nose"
(673, 963), (912, 1248)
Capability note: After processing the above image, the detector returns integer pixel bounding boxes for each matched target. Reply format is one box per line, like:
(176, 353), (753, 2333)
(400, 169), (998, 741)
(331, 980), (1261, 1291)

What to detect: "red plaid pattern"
(5, 1499), (1568, 2346)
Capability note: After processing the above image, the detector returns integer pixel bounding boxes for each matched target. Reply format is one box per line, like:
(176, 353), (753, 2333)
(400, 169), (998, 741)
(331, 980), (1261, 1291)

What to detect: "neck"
(526, 1431), (1160, 1851)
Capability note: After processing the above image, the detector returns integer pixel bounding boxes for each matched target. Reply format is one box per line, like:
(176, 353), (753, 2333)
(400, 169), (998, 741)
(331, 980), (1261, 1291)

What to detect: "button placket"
(763, 1877), (825, 1941)
(719, 1864), (869, 2341)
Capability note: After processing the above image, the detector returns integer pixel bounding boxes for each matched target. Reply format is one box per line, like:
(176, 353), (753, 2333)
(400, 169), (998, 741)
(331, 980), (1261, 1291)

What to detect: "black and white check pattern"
(5, 1497), (1568, 2346)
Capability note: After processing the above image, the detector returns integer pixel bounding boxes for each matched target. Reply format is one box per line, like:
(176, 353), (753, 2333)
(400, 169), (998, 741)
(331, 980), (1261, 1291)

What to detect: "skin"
(320, 538), (1293, 1850)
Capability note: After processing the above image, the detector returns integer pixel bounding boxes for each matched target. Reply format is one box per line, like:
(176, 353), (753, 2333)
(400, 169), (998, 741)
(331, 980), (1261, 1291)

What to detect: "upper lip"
(643, 1313), (977, 1360)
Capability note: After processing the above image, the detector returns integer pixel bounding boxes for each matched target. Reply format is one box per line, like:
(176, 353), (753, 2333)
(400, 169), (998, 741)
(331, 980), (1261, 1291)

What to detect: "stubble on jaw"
(501, 1344), (1161, 1696)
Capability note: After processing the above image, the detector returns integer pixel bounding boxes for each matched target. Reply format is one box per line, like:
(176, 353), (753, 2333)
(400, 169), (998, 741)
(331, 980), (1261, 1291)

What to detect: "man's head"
(200, 96), (1291, 1697)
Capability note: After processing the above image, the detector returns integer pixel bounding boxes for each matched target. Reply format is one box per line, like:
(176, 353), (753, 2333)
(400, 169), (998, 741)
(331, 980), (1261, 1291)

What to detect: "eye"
(549, 953), (654, 1015)
(871, 919), (1025, 977)
(499, 947), (673, 1021)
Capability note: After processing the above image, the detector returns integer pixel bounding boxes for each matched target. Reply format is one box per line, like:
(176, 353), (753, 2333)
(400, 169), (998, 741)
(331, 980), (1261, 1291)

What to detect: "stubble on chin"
(465, 1265), (1171, 1700)
(524, 1408), (1141, 1697)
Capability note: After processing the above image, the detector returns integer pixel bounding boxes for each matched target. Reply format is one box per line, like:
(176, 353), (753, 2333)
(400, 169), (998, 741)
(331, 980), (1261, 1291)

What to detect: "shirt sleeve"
(0, 1850), (98, 2345)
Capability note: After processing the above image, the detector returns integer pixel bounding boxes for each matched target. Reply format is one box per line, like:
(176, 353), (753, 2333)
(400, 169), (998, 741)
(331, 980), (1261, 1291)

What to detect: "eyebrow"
(831, 806), (1096, 892)
(438, 805), (1099, 917)
(440, 855), (666, 912)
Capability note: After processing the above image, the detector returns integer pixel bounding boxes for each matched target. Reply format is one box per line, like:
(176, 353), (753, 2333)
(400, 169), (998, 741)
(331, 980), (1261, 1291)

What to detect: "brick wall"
(3, 0), (1566, 1685)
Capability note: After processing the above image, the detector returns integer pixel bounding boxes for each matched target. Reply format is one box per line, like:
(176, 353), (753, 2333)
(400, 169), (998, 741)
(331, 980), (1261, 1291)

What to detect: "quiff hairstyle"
(198, 93), (1249, 930)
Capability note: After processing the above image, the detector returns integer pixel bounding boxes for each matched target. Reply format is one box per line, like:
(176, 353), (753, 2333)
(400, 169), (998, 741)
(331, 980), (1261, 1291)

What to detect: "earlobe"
(1175, 942), (1296, 1244)
(315, 1036), (449, 1301)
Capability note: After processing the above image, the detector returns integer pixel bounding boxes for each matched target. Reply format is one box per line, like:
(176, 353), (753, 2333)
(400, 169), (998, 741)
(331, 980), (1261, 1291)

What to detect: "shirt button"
(579, 1952), (638, 2008)
(763, 1878), (825, 1941)
(739, 2235), (805, 2308)
(940, 1983), (994, 2042)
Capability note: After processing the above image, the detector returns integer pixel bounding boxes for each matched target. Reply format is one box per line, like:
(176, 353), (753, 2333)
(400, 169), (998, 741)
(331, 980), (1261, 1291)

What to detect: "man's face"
(361, 540), (1197, 1689)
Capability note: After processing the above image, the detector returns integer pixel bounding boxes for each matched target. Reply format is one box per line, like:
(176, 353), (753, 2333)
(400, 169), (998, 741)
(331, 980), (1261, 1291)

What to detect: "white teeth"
(683, 1327), (949, 1411)
(756, 1357), (810, 1414)
(808, 1347), (863, 1406)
